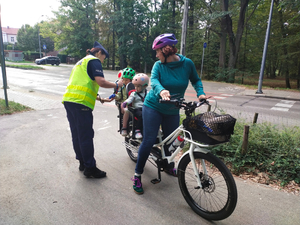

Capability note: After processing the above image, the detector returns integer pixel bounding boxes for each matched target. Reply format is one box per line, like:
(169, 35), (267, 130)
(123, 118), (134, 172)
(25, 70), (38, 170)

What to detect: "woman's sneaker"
(131, 175), (144, 194)
(135, 130), (143, 139)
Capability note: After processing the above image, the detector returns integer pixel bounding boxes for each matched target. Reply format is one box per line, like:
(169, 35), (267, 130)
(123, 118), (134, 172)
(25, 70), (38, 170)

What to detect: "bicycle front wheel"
(177, 152), (237, 221)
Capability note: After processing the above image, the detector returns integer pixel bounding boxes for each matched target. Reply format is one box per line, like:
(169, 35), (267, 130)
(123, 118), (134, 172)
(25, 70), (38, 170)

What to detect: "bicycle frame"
(123, 99), (238, 220)
(124, 99), (220, 188)
(152, 123), (214, 189)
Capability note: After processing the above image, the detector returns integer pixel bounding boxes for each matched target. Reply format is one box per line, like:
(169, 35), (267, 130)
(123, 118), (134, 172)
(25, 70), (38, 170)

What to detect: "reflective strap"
(63, 93), (95, 107)
(66, 85), (97, 98)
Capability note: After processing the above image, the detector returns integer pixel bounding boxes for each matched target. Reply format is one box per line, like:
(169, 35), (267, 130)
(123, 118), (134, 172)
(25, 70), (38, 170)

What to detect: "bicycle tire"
(125, 137), (139, 163)
(177, 152), (237, 221)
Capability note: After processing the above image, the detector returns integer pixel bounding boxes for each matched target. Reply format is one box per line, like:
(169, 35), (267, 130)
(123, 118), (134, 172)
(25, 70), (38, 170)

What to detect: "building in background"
(2, 26), (19, 44)
(4, 50), (23, 61)
(1, 27), (23, 61)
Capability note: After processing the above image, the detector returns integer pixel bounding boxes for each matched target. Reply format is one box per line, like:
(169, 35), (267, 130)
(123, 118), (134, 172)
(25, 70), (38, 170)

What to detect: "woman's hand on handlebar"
(198, 95), (210, 102)
(198, 94), (207, 101)
(160, 90), (171, 100)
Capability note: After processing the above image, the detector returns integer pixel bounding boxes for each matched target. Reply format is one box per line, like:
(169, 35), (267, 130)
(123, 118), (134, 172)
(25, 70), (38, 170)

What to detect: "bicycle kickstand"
(151, 166), (162, 184)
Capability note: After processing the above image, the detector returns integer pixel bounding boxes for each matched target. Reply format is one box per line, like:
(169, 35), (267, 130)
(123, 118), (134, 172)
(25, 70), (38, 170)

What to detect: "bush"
(23, 52), (41, 61)
(211, 121), (300, 186)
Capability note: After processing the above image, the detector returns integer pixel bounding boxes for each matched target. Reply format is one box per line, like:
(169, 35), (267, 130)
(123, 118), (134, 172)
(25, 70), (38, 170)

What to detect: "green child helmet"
(121, 67), (135, 80)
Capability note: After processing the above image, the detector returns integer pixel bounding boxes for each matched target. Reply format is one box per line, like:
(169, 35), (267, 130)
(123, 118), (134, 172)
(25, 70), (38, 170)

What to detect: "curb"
(245, 94), (300, 102)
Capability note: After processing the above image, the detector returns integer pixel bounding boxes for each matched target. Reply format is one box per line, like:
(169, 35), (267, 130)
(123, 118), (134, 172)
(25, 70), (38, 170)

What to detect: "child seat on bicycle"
(121, 73), (149, 139)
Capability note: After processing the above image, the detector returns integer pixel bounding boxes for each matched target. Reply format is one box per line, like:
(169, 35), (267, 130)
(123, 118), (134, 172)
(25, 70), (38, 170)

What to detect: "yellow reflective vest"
(62, 55), (100, 110)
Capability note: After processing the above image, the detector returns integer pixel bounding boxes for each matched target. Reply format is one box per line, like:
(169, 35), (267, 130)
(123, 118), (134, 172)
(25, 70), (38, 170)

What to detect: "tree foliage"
(26, 0), (299, 88)
(17, 24), (54, 53)
(39, 0), (99, 57)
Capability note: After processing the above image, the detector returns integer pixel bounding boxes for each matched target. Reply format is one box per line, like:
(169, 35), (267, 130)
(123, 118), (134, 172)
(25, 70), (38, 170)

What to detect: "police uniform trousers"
(64, 101), (96, 168)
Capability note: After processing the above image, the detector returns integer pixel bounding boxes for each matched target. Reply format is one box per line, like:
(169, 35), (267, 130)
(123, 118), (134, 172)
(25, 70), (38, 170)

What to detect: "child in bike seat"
(98, 68), (135, 106)
(121, 73), (149, 139)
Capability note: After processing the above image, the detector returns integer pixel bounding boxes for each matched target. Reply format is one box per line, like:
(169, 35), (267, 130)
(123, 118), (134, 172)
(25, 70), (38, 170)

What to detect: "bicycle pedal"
(151, 178), (161, 184)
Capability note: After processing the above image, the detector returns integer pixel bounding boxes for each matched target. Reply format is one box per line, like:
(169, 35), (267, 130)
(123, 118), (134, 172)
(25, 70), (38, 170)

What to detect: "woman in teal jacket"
(131, 33), (207, 194)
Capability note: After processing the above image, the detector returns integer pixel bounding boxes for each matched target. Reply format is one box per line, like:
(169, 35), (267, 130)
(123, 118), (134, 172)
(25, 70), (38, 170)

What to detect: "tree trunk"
(172, 0), (176, 34)
(227, 0), (249, 83)
(106, 34), (110, 69)
(188, 0), (194, 53)
(112, 0), (116, 70)
(297, 62), (300, 90)
(277, 1), (291, 89)
(219, 0), (228, 68)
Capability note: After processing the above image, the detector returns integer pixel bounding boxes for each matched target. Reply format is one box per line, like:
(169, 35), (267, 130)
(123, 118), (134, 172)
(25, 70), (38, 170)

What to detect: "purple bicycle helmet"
(152, 33), (178, 50)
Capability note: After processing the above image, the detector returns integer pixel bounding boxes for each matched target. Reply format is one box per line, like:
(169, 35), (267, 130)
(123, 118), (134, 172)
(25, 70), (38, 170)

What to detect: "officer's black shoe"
(79, 161), (85, 171)
(84, 167), (106, 178)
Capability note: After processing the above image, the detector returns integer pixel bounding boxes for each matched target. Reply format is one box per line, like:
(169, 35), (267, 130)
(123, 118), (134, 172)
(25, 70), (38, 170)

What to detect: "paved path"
(0, 68), (299, 224)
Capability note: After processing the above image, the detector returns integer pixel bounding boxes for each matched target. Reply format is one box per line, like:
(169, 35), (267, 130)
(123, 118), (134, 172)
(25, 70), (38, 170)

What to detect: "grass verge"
(5, 64), (44, 70)
(0, 99), (32, 115)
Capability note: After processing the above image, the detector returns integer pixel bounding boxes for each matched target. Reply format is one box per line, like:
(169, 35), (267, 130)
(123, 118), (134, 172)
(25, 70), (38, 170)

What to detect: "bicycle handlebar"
(159, 98), (209, 106)
(159, 98), (210, 116)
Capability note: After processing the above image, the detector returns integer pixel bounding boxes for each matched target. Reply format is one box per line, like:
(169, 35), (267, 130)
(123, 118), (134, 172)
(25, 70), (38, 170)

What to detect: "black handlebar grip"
(159, 99), (177, 104)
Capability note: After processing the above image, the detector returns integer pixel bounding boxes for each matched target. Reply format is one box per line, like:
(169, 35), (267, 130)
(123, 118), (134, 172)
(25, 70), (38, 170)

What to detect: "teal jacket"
(144, 54), (205, 115)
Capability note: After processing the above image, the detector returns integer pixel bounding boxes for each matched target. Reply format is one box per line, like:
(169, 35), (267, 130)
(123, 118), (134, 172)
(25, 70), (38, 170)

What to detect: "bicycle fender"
(177, 147), (210, 169)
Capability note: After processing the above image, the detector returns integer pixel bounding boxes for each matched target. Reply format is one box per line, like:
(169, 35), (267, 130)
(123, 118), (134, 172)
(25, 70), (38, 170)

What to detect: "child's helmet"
(152, 33), (178, 50)
(132, 73), (149, 86)
(117, 70), (123, 79)
(121, 67), (135, 80)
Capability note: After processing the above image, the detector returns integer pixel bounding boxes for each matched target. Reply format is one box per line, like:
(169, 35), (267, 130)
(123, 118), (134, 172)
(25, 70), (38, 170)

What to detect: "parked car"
(35, 56), (60, 66)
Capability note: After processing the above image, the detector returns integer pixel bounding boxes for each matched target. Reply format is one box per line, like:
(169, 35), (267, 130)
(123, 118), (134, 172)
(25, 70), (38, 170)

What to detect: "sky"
(0, 0), (61, 28)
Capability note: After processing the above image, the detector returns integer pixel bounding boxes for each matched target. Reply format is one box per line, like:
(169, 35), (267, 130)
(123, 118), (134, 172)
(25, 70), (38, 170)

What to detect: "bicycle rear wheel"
(177, 152), (237, 221)
(125, 137), (139, 162)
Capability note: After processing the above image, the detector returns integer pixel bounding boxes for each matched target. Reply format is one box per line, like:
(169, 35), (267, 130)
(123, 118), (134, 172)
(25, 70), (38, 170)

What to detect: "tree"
(17, 24), (54, 53)
(42, 0), (99, 57)
(107, 0), (154, 71)
(34, 0), (299, 88)
(275, 0), (300, 89)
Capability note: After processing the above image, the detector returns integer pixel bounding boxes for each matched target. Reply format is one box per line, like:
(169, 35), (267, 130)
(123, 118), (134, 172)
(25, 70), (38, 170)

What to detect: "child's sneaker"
(121, 128), (127, 136)
(135, 130), (143, 139)
(131, 175), (144, 194)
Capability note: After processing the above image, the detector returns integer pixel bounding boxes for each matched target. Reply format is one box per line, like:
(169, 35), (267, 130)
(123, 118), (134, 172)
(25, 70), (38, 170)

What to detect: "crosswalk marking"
(271, 107), (289, 112)
(212, 96), (227, 100)
(281, 100), (296, 104)
(184, 90), (233, 101)
(271, 100), (296, 112)
(275, 103), (293, 108)
(220, 94), (233, 97)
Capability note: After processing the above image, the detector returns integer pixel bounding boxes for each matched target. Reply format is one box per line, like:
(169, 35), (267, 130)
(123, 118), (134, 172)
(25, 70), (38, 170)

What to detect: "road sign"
(203, 42), (207, 48)
(43, 44), (47, 50)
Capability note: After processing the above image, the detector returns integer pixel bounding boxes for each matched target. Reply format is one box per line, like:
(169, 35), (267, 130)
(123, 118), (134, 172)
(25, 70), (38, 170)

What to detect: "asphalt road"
(1, 104), (300, 225)
(2, 63), (300, 127)
(0, 63), (300, 224)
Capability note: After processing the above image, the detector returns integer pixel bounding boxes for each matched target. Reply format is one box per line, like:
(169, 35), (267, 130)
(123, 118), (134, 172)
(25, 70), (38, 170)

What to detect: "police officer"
(62, 41), (123, 178)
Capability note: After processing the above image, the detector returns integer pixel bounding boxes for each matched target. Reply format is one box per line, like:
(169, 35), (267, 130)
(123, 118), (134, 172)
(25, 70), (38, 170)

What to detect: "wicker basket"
(183, 112), (236, 145)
